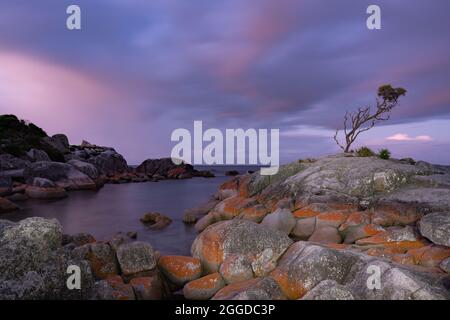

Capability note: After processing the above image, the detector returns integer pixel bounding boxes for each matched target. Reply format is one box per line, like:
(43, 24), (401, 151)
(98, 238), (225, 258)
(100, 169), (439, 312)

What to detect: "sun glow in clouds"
(386, 133), (433, 142)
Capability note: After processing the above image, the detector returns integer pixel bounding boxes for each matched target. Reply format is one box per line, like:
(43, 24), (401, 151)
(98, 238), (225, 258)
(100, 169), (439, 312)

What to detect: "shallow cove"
(3, 176), (229, 256)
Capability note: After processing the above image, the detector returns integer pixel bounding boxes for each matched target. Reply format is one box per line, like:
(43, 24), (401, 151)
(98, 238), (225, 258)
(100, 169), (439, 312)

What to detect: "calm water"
(3, 166), (260, 256)
(3, 177), (229, 256)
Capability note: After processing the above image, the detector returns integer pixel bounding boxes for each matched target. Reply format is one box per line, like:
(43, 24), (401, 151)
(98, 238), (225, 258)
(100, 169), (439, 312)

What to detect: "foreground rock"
(158, 256), (202, 287)
(0, 218), (96, 299)
(191, 220), (293, 274)
(183, 273), (226, 300)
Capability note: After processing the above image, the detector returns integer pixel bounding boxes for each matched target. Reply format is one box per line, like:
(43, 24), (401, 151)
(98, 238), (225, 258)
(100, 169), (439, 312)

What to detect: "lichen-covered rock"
(212, 277), (286, 300)
(116, 241), (157, 276)
(130, 273), (169, 300)
(158, 255), (202, 287)
(271, 242), (358, 299)
(260, 208), (296, 235)
(191, 220), (293, 274)
(419, 212), (450, 247)
(183, 273), (226, 300)
(308, 226), (342, 244)
(301, 280), (355, 300)
(291, 217), (316, 239)
(219, 255), (254, 284)
(83, 242), (119, 280)
(105, 275), (135, 300)
(0, 218), (96, 299)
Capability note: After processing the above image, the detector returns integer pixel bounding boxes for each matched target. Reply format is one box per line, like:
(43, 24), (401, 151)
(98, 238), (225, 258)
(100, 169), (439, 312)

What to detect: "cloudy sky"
(0, 0), (449, 164)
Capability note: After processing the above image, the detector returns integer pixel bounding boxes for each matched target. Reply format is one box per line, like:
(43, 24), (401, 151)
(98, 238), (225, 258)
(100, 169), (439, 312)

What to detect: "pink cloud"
(386, 133), (433, 142)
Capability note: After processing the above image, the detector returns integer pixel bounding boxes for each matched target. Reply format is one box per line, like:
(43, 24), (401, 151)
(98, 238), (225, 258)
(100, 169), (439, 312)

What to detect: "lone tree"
(334, 84), (407, 152)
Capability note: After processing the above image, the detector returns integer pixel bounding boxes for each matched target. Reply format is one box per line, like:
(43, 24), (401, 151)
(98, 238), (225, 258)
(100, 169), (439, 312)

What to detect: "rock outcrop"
(136, 158), (214, 180)
(181, 154), (450, 300)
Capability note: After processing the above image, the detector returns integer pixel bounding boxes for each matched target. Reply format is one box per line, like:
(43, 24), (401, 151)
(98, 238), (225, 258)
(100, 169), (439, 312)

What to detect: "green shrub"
(356, 146), (375, 157)
(378, 148), (391, 160)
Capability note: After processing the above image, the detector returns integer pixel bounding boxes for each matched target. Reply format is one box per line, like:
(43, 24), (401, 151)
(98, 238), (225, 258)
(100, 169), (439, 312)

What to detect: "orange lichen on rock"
(293, 207), (320, 218)
(158, 256), (202, 286)
(270, 268), (307, 300)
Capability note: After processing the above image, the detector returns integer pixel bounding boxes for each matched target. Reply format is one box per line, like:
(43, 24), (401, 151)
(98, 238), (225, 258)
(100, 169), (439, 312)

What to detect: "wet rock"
(140, 212), (172, 229)
(225, 170), (239, 176)
(25, 186), (68, 200)
(183, 198), (220, 224)
(7, 193), (28, 202)
(191, 220), (292, 274)
(419, 212), (450, 247)
(183, 273), (226, 300)
(158, 255), (202, 287)
(116, 241), (157, 277)
(126, 231), (138, 239)
(0, 197), (19, 214)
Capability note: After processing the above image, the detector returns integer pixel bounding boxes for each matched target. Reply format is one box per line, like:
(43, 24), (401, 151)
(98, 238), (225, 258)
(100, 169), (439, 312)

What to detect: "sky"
(0, 0), (449, 165)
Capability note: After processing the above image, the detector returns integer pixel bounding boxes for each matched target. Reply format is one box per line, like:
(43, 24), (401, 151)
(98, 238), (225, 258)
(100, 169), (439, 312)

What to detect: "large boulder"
(191, 220), (293, 274)
(26, 149), (50, 162)
(183, 273), (226, 300)
(0, 217), (96, 299)
(212, 277), (286, 300)
(158, 256), (202, 287)
(45, 134), (70, 154)
(270, 241), (450, 300)
(419, 212), (450, 247)
(24, 161), (96, 190)
(86, 151), (129, 176)
(260, 208), (296, 235)
(0, 154), (30, 171)
(116, 242), (157, 277)
(67, 159), (99, 180)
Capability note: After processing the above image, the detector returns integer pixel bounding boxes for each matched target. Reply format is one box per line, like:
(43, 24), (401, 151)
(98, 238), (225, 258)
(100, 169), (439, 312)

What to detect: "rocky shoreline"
(1, 153), (450, 300)
(0, 116), (214, 211)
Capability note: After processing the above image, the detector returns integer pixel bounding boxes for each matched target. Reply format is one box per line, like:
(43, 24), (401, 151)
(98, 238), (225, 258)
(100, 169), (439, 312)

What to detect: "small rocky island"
(0, 115), (214, 209)
(1, 115), (449, 300)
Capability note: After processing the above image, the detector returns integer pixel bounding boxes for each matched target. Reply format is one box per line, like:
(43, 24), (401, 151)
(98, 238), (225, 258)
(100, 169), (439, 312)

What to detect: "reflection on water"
(3, 177), (229, 256)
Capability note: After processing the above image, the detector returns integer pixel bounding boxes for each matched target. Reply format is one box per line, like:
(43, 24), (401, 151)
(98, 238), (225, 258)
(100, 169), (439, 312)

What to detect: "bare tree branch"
(333, 85), (406, 152)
